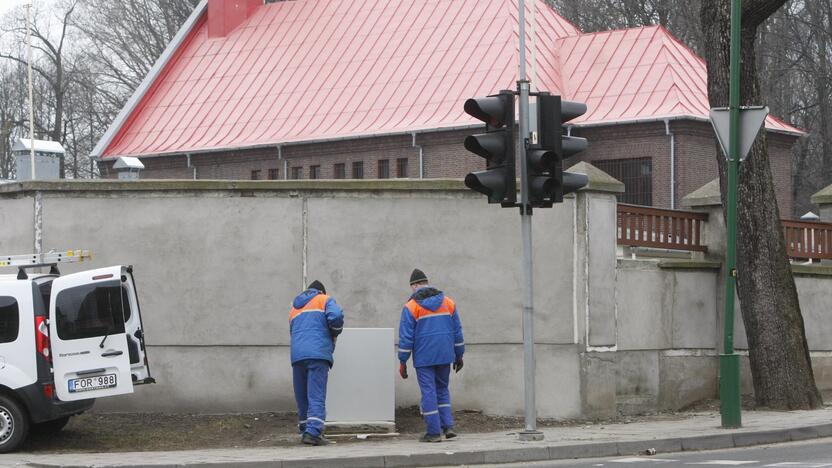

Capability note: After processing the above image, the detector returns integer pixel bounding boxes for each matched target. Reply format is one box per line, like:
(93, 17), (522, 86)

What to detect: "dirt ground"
(20, 403), (726, 453)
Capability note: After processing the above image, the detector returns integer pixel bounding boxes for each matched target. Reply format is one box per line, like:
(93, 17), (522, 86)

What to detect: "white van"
(0, 252), (153, 453)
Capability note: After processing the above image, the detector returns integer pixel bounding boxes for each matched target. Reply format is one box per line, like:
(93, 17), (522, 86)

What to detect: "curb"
(24, 423), (832, 468)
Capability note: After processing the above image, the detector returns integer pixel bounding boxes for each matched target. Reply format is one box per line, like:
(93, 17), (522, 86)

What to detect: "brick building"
(93, 0), (802, 215)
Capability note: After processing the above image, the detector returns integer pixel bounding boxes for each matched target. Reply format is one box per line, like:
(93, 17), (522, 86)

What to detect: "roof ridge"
(575, 23), (661, 38)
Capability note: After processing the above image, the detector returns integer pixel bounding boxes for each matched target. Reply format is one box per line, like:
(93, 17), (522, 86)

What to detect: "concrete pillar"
(682, 179), (730, 354)
(812, 184), (832, 266)
(812, 184), (832, 222)
(682, 179), (726, 258)
(568, 162), (624, 418)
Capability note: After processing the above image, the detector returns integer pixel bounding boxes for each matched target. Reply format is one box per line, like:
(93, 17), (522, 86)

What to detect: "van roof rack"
(0, 250), (93, 279)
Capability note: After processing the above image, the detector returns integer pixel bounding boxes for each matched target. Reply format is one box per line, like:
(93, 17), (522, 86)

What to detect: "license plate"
(68, 374), (117, 393)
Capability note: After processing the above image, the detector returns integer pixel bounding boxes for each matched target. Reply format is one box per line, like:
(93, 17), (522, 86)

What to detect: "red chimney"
(208, 0), (262, 38)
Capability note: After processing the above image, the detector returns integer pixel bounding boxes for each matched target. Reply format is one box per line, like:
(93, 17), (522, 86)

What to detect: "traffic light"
(527, 94), (589, 206)
(463, 90), (516, 205)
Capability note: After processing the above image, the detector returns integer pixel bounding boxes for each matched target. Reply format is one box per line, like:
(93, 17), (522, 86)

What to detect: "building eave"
(99, 123), (484, 160)
(570, 114), (805, 137)
(92, 0), (208, 159)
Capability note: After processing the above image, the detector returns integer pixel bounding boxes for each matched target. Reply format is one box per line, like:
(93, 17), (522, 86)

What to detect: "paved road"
(447, 439), (832, 467)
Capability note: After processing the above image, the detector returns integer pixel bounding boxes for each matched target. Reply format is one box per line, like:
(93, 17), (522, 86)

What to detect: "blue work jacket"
(398, 287), (464, 368)
(290, 288), (344, 365)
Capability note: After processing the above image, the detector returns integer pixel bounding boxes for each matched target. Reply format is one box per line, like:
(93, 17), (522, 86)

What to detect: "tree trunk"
(701, 0), (822, 409)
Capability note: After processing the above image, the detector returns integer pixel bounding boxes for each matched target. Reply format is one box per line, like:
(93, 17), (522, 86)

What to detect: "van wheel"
(32, 416), (70, 435)
(0, 395), (28, 453)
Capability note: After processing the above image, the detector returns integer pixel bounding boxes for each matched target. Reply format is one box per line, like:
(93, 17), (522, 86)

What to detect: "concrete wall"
(0, 195), (34, 255)
(0, 179), (611, 418)
(609, 259), (832, 415)
(3, 175), (830, 420)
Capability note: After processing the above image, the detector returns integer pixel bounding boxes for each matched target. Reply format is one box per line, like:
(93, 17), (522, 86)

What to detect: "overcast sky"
(0, 0), (32, 17)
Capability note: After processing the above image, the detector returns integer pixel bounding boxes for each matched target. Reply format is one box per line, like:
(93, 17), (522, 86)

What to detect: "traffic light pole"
(720, 0), (742, 429)
(517, 0), (543, 442)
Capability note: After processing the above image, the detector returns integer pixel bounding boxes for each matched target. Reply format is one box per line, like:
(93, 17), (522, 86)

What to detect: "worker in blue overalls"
(289, 280), (344, 446)
(397, 269), (465, 442)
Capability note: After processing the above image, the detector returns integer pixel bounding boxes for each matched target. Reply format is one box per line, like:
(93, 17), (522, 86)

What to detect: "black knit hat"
(409, 268), (428, 285)
(308, 280), (326, 293)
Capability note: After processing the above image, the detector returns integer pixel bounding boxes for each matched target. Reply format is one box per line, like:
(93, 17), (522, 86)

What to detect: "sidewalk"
(5, 407), (832, 468)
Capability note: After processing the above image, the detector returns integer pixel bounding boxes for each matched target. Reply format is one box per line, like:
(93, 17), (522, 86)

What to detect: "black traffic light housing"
(463, 90), (516, 205)
(527, 94), (589, 207)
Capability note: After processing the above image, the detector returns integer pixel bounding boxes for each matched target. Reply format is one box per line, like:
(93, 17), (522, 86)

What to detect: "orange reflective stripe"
(408, 297), (455, 321)
(405, 300), (419, 319)
(443, 297), (456, 315)
(289, 294), (329, 321)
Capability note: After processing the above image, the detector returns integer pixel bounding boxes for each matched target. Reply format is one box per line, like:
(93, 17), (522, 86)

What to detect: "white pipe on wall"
(412, 132), (424, 179)
(664, 119), (676, 209)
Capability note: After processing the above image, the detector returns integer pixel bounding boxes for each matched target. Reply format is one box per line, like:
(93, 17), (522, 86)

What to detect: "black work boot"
(419, 433), (442, 443)
(443, 427), (457, 439)
(301, 433), (330, 446)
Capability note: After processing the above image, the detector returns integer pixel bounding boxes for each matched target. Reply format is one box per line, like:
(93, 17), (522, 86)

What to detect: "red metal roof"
(559, 25), (799, 133)
(98, 0), (801, 159)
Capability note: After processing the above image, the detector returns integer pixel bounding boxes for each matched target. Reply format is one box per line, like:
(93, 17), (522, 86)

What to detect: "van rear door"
(49, 266), (134, 401)
(121, 267), (153, 384)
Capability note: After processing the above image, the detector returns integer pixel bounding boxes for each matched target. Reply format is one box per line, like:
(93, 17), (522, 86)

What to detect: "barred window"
(352, 161), (364, 179)
(291, 167), (302, 180)
(396, 158), (408, 178)
(268, 168), (279, 180)
(250, 170), (261, 180)
(378, 159), (390, 179)
(310, 165), (321, 180)
(334, 163), (346, 179)
(593, 157), (652, 206)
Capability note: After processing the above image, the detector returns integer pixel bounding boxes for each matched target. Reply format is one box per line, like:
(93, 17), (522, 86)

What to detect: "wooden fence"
(617, 204), (708, 252)
(617, 204), (832, 260)
(782, 220), (832, 261)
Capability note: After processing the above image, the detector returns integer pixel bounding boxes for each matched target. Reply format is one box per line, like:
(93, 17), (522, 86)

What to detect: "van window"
(0, 296), (19, 343)
(56, 281), (126, 341)
(121, 286), (131, 322)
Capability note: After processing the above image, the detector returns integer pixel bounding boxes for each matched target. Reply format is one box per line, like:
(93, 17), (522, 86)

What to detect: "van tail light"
(42, 383), (55, 399)
(34, 316), (51, 364)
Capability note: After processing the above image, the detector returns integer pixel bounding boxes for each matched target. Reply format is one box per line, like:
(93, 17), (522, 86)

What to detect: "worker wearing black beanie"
(397, 268), (465, 443)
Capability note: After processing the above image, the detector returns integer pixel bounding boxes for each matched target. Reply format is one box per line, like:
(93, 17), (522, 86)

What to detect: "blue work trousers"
(415, 364), (454, 435)
(292, 359), (330, 437)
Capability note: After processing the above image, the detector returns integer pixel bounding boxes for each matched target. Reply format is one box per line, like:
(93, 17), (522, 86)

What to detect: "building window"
(310, 165), (321, 180)
(334, 163), (346, 179)
(378, 159), (390, 179)
(594, 157), (653, 206)
(251, 170), (261, 180)
(268, 168), (279, 180)
(352, 161), (364, 179)
(0, 297), (19, 344)
(291, 167), (302, 180)
(396, 158), (408, 178)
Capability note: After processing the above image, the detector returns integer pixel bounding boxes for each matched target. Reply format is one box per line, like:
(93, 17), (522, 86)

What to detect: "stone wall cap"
(682, 179), (722, 207)
(658, 259), (722, 270)
(811, 183), (832, 205)
(0, 179), (469, 194)
(567, 162), (625, 194)
(792, 264), (832, 277)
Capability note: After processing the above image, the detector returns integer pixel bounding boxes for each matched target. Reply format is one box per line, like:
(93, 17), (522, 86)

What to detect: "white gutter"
(102, 124), (482, 161)
(571, 114), (804, 137)
(412, 132), (424, 179)
(664, 119), (676, 209)
(91, 0), (208, 158)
